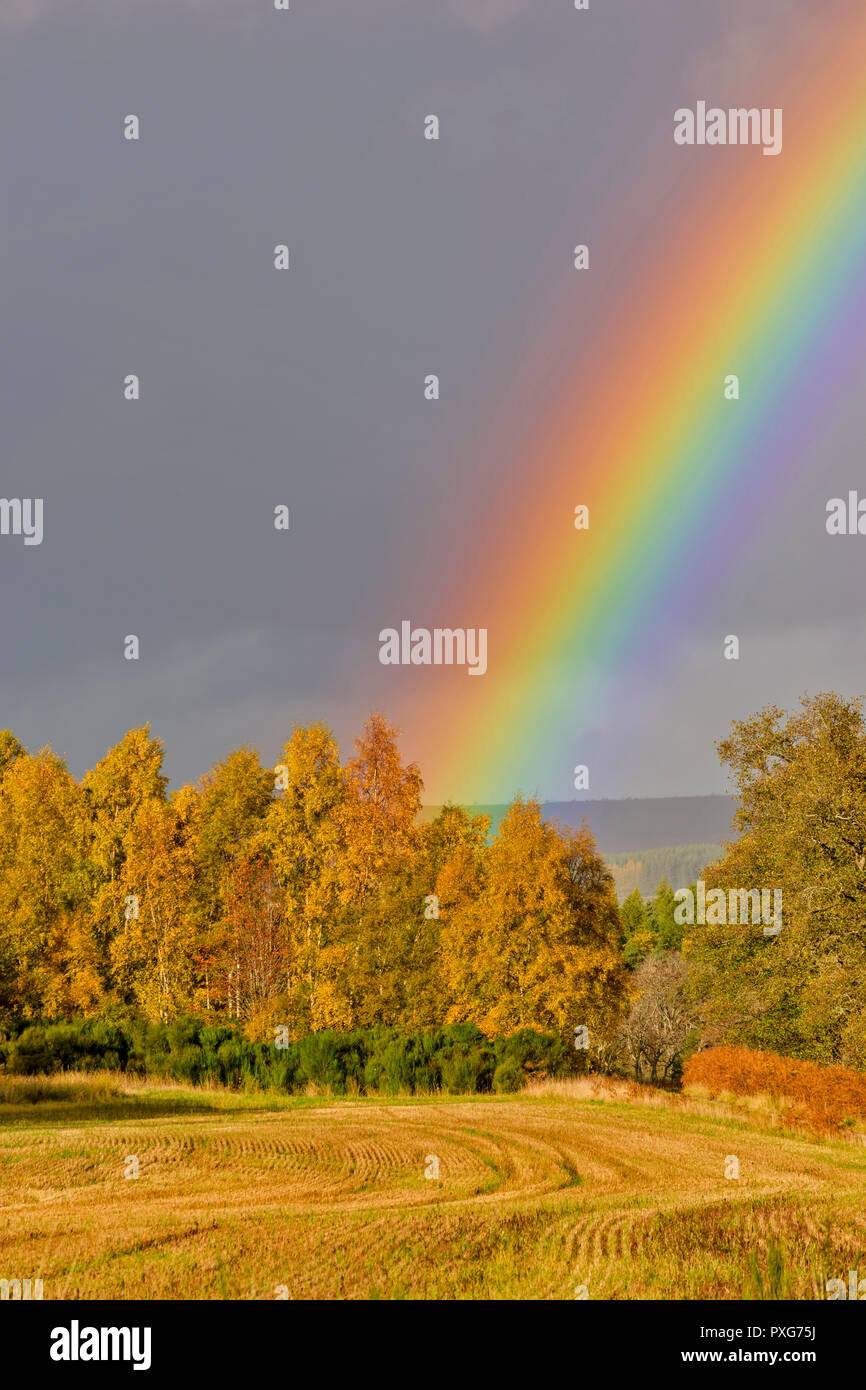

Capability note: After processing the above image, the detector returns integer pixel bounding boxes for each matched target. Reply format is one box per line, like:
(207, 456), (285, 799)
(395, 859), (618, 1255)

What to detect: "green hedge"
(0, 1017), (575, 1096)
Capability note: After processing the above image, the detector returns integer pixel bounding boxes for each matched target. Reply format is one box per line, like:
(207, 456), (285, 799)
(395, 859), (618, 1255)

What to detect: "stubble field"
(1, 1075), (864, 1300)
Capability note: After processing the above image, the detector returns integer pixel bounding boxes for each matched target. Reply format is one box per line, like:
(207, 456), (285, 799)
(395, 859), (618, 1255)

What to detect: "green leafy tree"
(686, 693), (866, 1066)
(620, 886), (657, 967)
(649, 878), (683, 952)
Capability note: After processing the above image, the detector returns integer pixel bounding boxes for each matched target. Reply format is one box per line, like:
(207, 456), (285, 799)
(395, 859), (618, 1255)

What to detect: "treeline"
(1, 692), (863, 1077)
(0, 1016), (573, 1096)
(0, 715), (627, 1052)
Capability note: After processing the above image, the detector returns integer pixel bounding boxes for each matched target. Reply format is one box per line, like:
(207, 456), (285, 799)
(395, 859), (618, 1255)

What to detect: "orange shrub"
(682, 1046), (866, 1133)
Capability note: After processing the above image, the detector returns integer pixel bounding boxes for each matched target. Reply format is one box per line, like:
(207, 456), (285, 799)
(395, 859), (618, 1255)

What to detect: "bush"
(440, 1045), (494, 1095)
(0, 1015), (575, 1097)
(494, 1028), (570, 1080)
(683, 1045), (866, 1132)
(10, 1027), (53, 1074)
(172, 1044), (204, 1085)
(493, 1059), (523, 1093)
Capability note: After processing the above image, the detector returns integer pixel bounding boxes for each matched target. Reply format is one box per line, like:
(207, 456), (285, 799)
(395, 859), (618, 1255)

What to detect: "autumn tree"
(81, 726), (168, 993)
(191, 747), (273, 1012)
(338, 714), (424, 1023)
(111, 786), (200, 1020)
(0, 730), (25, 783)
(222, 843), (285, 1024)
(397, 803), (490, 1028)
(443, 799), (627, 1048)
(340, 712), (423, 901)
(265, 723), (348, 1034)
(0, 749), (91, 1016)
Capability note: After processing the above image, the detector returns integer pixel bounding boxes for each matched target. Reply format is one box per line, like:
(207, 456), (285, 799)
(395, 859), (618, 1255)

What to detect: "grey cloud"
(447, 0), (533, 32)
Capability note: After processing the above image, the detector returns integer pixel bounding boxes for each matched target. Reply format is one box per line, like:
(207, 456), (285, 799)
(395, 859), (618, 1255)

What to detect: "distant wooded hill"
(422, 796), (736, 854)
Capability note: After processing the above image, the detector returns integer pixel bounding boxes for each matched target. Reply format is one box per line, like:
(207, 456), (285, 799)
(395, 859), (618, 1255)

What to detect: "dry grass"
(1, 1073), (864, 1299)
(526, 1076), (676, 1105)
(0, 1071), (233, 1122)
(527, 1073), (866, 1140)
(0, 1072), (156, 1107)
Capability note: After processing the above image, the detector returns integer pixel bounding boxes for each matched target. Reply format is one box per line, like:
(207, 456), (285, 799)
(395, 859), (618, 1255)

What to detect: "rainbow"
(408, 12), (866, 805)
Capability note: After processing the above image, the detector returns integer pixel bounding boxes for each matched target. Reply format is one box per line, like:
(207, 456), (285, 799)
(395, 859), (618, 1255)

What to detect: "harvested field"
(0, 1075), (864, 1299)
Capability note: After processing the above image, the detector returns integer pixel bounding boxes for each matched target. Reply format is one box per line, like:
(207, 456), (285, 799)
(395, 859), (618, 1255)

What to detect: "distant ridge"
(421, 795), (737, 854)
